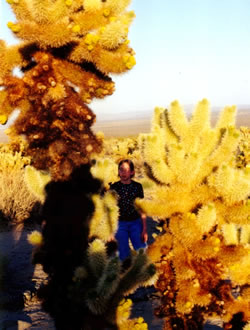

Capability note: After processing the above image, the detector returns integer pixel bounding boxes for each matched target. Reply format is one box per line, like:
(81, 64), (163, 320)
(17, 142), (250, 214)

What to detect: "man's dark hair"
(118, 159), (135, 178)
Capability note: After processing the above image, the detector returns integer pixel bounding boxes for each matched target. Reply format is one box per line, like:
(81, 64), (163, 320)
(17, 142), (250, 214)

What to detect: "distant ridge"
(93, 107), (250, 137)
(95, 105), (250, 122)
(0, 108), (249, 141)
(235, 108), (250, 127)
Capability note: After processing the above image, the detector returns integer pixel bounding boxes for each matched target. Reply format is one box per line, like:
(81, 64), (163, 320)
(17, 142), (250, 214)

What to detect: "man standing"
(110, 159), (147, 260)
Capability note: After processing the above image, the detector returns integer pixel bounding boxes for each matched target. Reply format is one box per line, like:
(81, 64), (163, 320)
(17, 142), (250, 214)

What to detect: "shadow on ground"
(0, 217), (223, 329)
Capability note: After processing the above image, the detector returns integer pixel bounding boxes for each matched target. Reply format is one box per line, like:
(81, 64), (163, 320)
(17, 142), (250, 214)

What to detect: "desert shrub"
(236, 126), (250, 169)
(0, 145), (39, 224)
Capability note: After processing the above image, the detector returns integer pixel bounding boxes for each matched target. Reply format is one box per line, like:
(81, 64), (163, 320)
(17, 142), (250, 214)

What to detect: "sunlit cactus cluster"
(0, 0), (136, 180)
(24, 165), (51, 202)
(90, 157), (119, 190)
(116, 298), (149, 329)
(135, 99), (250, 329)
(100, 137), (140, 161)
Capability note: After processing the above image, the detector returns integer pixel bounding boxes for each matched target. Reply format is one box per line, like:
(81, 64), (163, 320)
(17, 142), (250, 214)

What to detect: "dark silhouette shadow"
(0, 206), (42, 328)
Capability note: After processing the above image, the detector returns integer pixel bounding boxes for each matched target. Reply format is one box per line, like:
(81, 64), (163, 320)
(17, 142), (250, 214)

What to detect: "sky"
(0, 0), (250, 121)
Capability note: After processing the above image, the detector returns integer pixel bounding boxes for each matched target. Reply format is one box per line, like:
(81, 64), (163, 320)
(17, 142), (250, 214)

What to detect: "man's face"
(118, 162), (134, 182)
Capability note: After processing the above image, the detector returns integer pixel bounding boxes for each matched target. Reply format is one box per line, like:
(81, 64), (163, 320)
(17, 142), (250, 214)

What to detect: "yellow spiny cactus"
(87, 238), (108, 278)
(3, 0), (135, 72)
(240, 224), (250, 244)
(90, 190), (119, 241)
(244, 322), (250, 330)
(24, 165), (51, 202)
(90, 158), (118, 189)
(137, 99), (250, 329)
(222, 223), (239, 245)
(116, 298), (148, 330)
(27, 230), (43, 246)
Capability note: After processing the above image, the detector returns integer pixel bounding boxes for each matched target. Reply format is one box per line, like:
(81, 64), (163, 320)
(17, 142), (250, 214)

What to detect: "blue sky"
(1, 0), (250, 120)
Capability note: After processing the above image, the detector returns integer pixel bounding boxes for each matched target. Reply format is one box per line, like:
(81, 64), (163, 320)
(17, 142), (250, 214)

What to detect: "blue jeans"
(115, 218), (147, 261)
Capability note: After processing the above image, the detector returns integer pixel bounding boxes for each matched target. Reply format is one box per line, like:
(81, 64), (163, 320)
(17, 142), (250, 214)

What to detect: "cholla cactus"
(24, 165), (51, 202)
(68, 244), (155, 328)
(136, 99), (250, 329)
(0, 130), (28, 154)
(90, 190), (119, 240)
(116, 298), (148, 329)
(90, 157), (119, 189)
(244, 322), (250, 330)
(0, 0), (136, 180)
(101, 137), (139, 161)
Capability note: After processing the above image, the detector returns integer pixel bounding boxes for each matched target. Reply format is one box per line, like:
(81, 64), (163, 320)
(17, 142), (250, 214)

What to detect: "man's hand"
(107, 234), (115, 242)
(141, 228), (148, 243)
(141, 213), (148, 244)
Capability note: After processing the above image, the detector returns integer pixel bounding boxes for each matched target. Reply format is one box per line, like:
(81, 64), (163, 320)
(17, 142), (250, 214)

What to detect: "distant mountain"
(236, 107), (250, 127)
(95, 109), (153, 122)
(94, 106), (250, 137)
(0, 106), (249, 141)
(93, 118), (151, 137)
(95, 105), (250, 122)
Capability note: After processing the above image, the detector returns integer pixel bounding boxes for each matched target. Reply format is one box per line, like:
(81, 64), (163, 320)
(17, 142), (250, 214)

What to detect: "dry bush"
(236, 126), (250, 168)
(0, 145), (39, 224)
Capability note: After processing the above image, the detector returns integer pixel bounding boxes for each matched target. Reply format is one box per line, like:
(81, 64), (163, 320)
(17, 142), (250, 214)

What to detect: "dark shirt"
(110, 180), (144, 221)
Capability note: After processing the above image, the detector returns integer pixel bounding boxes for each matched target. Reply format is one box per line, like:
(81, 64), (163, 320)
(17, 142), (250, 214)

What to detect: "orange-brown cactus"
(4, 76), (28, 106)
(1, 0), (136, 181)
(9, 51), (103, 180)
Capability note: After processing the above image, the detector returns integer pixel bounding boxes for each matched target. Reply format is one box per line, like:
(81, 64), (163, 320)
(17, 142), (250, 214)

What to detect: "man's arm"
(137, 183), (147, 243)
(140, 212), (148, 243)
